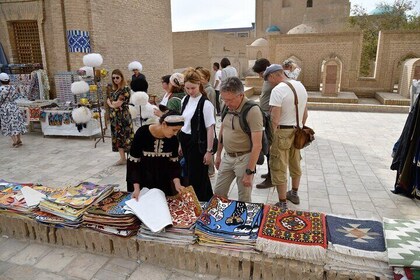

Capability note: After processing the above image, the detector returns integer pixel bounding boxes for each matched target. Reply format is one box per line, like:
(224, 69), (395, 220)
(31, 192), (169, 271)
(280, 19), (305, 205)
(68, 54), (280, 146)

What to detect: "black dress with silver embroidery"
(126, 125), (181, 196)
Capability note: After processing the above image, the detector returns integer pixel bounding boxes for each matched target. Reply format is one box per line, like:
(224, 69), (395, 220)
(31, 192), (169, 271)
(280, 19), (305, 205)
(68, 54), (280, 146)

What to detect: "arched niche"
(321, 57), (343, 96)
(399, 58), (420, 98)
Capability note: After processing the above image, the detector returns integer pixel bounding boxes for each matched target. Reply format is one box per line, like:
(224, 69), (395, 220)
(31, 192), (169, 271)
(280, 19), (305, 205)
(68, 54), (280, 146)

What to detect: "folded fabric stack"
(195, 195), (263, 252)
(384, 218), (420, 279)
(0, 180), (54, 216)
(256, 206), (327, 264)
(83, 191), (140, 237)
(137, 186), (202, 245)
(324, 215), (392, 278)
(34, 210), (81, 228)
(39, 182), (114, 224)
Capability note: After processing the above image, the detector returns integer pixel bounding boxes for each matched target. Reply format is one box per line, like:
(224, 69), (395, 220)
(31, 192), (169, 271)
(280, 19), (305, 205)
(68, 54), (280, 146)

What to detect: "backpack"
(221, 100), (272, 156)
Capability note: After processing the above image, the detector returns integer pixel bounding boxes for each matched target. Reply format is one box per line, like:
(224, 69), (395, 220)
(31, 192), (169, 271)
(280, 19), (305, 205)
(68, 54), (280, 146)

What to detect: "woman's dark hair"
(159, 110), (181, 124)
(161, 75), (171, 84)
(213, 62), (220, 69)
(220, 58), (231, 69)
(252, 58), (271, 73)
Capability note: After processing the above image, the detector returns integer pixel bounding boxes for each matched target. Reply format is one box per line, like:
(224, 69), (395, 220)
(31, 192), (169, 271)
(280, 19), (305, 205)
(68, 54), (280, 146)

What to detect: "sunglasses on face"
(112, 76), (121, 80)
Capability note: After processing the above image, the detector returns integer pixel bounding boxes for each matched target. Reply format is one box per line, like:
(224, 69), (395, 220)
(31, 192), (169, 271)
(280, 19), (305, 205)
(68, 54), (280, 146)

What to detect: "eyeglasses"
(112, 76), (121, 80)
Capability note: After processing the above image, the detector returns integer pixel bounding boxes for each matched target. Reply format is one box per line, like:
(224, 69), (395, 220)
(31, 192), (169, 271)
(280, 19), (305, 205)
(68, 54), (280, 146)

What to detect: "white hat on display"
(0, 72), (10, 82)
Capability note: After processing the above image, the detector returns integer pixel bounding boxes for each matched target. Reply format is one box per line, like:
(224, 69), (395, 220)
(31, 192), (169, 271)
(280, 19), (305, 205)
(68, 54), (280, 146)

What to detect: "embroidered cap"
(0, 73), (10, 82)
(164, 115), (184, 126)
(170, 73), (184, 87)
(263, 64), (283, 81)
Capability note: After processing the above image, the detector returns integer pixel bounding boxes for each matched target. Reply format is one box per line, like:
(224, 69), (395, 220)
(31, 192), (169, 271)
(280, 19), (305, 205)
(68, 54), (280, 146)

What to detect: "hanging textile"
(391, 94), (420, 199)
(66, 30), (91, 53)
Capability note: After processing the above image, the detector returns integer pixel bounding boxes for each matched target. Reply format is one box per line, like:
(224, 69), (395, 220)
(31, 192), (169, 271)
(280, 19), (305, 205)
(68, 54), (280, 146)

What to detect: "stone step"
(375, 92), (411, 106)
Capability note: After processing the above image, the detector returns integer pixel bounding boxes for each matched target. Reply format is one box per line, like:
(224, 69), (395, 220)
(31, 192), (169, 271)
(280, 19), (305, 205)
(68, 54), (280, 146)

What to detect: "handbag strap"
(283, 81), (300, 129)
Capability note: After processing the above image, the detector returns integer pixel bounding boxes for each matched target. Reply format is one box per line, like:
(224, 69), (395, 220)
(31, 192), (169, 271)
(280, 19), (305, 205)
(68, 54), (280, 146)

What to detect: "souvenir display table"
(40, 109), (103, 137)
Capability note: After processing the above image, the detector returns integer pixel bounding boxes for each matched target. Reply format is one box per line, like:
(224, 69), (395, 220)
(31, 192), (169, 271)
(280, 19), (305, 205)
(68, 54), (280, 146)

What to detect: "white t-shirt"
(221, 66), (238, 81)
(181, 94), (216, 134)
(269, 80), (308, 127)
(160, 92), (170, 106)
(214, 70), (222, 91)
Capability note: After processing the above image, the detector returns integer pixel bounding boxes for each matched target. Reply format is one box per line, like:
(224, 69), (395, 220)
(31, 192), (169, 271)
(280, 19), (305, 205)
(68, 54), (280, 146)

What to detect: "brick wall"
(0, 0), (173, 98)
(89, 0), (173, 97)
(255, 0), (350, 37)
(173, 31), (254, 78)
(266, 30), (420, 94)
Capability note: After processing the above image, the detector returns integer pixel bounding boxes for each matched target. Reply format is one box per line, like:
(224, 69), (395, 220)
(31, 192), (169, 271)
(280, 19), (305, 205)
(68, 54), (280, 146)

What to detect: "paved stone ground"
(0, 110), (419, 278)
(0, 237), (229, 280)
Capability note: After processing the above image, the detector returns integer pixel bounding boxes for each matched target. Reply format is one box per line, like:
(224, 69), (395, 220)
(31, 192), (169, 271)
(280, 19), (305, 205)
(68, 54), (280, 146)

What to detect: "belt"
(226, 151), (250, 157)
(278, 125), (296, 129)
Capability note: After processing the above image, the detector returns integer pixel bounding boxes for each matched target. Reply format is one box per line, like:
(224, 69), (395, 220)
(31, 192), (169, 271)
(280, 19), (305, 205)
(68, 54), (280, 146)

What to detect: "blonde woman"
(178, 67), (216, 201)
(107, 69), (134, 165)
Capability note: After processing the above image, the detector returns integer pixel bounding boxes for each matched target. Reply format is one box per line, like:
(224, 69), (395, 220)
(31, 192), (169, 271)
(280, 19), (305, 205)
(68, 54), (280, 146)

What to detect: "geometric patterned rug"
(384, 218), (420, 268)
(326, 215), (387, 261)
(256, 205), (327, 263)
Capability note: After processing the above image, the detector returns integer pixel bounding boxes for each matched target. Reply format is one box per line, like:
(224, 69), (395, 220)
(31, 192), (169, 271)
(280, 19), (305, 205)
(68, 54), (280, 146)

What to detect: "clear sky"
(171, 0), (420, 32)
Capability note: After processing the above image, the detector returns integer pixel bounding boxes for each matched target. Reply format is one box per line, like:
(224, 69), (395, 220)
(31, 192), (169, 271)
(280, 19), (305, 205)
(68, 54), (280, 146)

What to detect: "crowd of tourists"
(106, 57), (307, 210)
(0, 56), (308, 209)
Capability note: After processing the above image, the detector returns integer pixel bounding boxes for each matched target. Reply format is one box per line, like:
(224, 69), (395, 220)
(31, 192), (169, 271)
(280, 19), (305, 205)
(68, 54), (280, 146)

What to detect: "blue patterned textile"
(67, 30), (91, 53)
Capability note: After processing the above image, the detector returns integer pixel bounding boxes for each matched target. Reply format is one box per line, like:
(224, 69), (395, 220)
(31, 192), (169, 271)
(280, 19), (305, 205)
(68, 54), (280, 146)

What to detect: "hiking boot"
(275, 201), (287, 211)
(286, 190), (300, 205)
(256, 178), (273, 189)
(261, 173), (270, 179)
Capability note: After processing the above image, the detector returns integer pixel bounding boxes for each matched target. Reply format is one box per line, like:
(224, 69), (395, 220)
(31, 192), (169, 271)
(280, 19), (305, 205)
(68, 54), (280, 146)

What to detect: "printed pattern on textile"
(166, 186), (202, 228)
(66, 30), (91, 53)
(87, 191), (132, 216)
(384, 218), (420, 268)
(258, 205), (327, 248)
(196, 195), (263, 237)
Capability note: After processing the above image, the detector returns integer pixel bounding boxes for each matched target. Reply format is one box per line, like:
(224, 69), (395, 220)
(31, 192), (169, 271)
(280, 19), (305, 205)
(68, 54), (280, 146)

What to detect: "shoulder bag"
(283, 81), (315, 149)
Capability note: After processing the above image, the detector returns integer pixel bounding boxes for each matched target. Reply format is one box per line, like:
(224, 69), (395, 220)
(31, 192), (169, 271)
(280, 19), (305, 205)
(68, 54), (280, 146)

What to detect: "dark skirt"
(178, 131), (213, 202)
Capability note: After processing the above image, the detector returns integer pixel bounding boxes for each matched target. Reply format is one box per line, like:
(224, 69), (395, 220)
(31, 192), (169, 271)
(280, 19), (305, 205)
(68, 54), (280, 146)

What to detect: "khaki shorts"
(269, 128), (302, 185)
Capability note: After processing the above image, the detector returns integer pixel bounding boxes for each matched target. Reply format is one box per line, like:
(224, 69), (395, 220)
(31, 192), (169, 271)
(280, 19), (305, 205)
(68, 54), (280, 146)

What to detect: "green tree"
(349, 0), (420, 76)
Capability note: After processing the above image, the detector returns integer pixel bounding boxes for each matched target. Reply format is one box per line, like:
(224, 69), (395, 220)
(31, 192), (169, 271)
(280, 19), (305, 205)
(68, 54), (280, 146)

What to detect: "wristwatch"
(245, 168), (256, 175)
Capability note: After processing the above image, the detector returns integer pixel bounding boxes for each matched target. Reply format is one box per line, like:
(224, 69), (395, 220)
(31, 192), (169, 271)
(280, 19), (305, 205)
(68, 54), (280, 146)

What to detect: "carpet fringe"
(256, 237), (326, 263)
(328, 242), (388, 262)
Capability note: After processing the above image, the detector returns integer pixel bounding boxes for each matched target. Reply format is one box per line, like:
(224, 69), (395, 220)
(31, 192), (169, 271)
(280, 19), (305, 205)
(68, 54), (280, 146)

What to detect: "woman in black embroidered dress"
(107, 69), (134, 165)
(126, 111), (185, 200)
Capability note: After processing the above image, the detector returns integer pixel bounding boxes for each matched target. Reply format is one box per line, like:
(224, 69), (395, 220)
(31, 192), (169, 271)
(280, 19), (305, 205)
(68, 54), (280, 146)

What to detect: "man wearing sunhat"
(263, 64), (308, 210)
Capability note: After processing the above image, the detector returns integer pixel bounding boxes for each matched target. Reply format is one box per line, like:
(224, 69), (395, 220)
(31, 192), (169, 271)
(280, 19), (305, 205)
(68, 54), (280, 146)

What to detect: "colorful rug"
(393, 267), (420, 280)
(45, 182), (114, 209)
(326, 214), (387, 261)
(384, 218), (420, 268)
(196, 195), (263, 238)
(86, 191), (132, 217)
(166, 186), (202, 229)
(256, 205), (327, 262)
